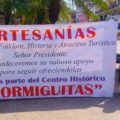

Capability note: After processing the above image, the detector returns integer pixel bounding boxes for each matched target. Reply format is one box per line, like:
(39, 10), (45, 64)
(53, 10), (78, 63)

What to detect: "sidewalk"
(0, 95), (120, 120)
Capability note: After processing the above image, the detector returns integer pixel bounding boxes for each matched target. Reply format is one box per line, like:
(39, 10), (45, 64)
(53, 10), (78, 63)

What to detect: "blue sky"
(64, 0), (76, 10)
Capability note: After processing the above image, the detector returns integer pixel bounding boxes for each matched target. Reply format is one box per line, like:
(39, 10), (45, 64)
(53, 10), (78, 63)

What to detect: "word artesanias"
(0, 26), (96, 41)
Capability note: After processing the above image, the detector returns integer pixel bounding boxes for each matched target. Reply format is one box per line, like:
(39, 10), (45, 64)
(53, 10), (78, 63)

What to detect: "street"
(0, 95), (120, 120)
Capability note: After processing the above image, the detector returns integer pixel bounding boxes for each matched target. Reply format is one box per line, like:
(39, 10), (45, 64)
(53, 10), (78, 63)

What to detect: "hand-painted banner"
(0, 21), (117, 99)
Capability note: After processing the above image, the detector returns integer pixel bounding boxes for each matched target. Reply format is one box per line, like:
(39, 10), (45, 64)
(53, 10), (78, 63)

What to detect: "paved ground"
(0, 95), (120, 120)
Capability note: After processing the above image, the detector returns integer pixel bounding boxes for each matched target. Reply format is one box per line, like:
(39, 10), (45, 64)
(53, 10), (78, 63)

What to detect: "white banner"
(0, 21), (117, 99)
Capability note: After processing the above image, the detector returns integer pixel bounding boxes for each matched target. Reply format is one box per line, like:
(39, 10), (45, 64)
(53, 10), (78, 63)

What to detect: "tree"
(48, 0), (61, 24)
(0, 0), (13, 24)
(0, 0), (68, 24)
(18, 0), (70, 24)
(0, 0), (109, 24)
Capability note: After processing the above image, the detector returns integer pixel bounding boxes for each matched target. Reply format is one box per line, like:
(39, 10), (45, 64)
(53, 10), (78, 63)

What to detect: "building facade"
(76, 0), (120, 22)
(97, 0), (120, 21)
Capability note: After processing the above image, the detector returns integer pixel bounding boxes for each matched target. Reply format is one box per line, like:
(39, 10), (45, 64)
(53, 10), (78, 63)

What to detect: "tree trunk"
(4, 12), (11, 25)
(36, 9), (45, 24)
(48, 0), (61, 24)
(3, 0), (13, 25)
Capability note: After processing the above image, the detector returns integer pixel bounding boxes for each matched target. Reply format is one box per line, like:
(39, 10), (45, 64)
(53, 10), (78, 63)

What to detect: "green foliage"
(74, 0), (109, 21)
(59, 1), (71, 22)
(0, 0), (109, 24)
(0, 0), (13, 24)
(91, 0), (109, 10)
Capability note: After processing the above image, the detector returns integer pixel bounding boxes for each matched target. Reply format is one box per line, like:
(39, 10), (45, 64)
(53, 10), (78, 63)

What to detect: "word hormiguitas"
(0, 84), (97, 99)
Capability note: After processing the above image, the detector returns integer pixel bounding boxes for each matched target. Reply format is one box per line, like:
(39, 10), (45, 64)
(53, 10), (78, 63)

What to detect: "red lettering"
(35, 86), (40, 96)
(1, 87), (11, 98)
(12, 86), (22, 97)
(75, 85), (84, 95)
(75, 28), (85, 39)
(67, 85), (75, 95)
(21, 30), (30, 40)
(41, 86), (50, 96)
(0, 30), (7, 41)
(23, 86), (34, 96)
(32, 30), (41, 40)
(55, 29), (64, 39)
(85, 84), (93, 95)
(87, 27), (96, 38)
(10, 30), (19, 41)
(51, 86), (60, 95)
(61, 85), (66, 95)
(67, 26), (72, 39)
(43, 29), (53, 40)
